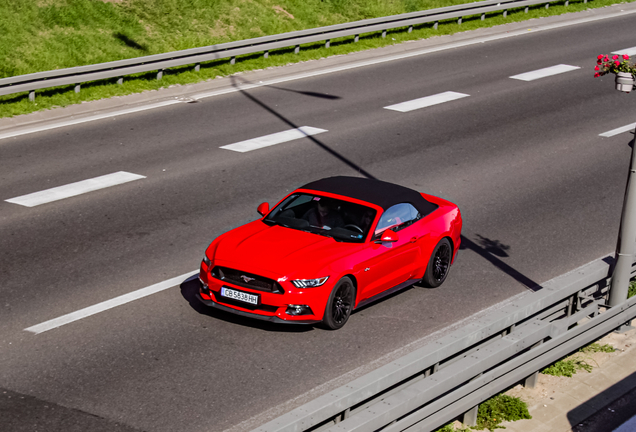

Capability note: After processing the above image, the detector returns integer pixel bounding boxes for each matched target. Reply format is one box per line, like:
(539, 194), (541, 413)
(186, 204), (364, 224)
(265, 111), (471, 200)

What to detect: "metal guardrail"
(1, 0), (586, 101)
(252, 255), (636, 432)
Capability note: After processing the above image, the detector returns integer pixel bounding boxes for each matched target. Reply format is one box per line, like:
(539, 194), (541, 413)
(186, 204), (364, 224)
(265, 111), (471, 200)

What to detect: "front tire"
(421, 238), (452, 288)
(322, 277), (355, 330)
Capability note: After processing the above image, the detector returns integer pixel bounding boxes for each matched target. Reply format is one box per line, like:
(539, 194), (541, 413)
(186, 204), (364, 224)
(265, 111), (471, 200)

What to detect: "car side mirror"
(377, 229), (398, 243)
(257, 202), (269, 216)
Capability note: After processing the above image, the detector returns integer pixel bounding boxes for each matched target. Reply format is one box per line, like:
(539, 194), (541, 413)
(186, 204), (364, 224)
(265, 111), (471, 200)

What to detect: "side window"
(374, 203), (420, 236)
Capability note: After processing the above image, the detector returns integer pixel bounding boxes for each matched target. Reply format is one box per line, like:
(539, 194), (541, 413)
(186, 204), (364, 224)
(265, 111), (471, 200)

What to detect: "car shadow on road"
(460, 234), (542, 292)
(179, 275), (314, 332)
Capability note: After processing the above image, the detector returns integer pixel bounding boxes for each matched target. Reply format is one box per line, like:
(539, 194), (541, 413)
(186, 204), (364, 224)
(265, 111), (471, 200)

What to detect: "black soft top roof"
(299, 176), (438, 216)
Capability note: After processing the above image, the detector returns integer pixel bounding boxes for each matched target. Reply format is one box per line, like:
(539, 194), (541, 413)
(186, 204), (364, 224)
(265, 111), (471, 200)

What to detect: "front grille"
(212, 266), (284, 294)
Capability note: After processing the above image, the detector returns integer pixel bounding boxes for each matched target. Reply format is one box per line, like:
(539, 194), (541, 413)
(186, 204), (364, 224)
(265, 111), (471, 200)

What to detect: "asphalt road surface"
(2, 6), (636, 432)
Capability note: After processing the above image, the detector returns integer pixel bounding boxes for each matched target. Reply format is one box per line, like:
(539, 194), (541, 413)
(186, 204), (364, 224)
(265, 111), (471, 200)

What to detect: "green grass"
(434, 394), (531, 431)
(541, 342), (615, 377)
(541, 358), (592, 377)
(476, 394), (532, 430)
(581, 343), (616, 353)
(435, 424), (473, 432)
(629, 280), (636, 298)
(1, 0), (635, 118)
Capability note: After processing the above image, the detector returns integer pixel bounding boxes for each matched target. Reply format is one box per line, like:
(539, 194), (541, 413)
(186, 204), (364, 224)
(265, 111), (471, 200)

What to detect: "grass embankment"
(1, 0), (634, 118)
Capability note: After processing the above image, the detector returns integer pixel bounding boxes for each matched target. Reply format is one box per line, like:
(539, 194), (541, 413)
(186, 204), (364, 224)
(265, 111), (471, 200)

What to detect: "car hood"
(212, 221), (357, 277)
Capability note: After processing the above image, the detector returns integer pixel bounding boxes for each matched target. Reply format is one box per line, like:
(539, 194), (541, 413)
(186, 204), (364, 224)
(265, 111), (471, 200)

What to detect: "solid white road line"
(612, 46), (636, 56)
(0, 100), (181, 141)
(384, 91), (469, 112)
(599, 122), (636, 137)
(220, 126), (327, 153)
(25, 270), (198, 334)
(5, 171), (146, 207)
(510, 64), (581, 81)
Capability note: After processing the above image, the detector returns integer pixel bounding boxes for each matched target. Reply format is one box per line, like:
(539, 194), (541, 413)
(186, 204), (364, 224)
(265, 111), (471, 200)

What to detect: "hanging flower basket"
(595, 54), (636, 93)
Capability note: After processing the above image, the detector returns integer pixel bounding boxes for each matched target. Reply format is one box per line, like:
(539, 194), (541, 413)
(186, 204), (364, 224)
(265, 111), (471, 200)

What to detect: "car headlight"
(291, 276), (329, 288)
(202, 254), (211, 267)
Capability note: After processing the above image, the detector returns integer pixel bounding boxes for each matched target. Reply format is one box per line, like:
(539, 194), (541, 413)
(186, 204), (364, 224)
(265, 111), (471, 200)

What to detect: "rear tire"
(421, 238), (452, 288)
(321, 277), (355, 330)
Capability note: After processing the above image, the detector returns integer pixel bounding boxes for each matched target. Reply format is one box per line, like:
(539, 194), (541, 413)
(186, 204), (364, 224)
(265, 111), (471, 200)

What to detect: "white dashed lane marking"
(25, 271), (198, 334)
(383, 91), (470, 112)
(599, 123), (636, 138)
(612, 46), (636, 56)
(510, 64), (580, 81)
(220, 126), (327, 153)
(5, 171), (146, 207)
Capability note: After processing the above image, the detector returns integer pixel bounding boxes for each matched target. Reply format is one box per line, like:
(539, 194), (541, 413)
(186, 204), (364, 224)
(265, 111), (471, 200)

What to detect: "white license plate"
(220, 287), (259, 305)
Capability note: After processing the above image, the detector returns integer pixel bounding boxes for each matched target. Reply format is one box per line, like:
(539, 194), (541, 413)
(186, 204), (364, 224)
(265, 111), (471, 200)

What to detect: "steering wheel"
(344, 224), (363, 233)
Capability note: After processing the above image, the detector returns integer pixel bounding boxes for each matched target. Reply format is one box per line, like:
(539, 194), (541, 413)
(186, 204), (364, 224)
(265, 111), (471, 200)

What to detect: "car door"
(355, 203), (422, 302)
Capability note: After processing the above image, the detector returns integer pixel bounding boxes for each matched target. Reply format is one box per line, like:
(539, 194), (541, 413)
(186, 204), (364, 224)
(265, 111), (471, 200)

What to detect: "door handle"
(410, 236), (417, 243)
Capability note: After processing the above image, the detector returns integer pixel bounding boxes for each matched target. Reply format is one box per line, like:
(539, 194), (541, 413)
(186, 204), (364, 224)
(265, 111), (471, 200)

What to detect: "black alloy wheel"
(322, 277), (355, 330)
(422, 238), (452, 288)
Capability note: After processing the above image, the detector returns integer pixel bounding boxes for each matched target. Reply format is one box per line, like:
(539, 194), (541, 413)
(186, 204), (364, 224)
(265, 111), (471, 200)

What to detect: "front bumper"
(196, 293), (320, 325)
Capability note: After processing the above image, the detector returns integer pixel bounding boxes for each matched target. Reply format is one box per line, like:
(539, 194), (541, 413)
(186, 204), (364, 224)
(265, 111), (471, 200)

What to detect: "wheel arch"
(342, 273), (359, 306)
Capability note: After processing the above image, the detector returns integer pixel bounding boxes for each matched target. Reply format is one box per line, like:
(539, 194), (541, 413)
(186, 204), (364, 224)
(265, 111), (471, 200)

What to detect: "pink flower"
(604, 56), (610, 61)
(615, 60), (620, 67)
(612, 54), (619, 60)
(598, 54), (604, 59)
(595, 65), (600, 71)
(594, 72), (600, 77)
(624, 54), (630, 60)
(597, 59), (602, 64)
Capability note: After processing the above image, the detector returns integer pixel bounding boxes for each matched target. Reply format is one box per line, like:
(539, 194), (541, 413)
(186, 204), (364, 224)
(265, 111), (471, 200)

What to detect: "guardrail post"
(28, 91), (35, 102)
(408, 25), (413, 33)
(524, 341), (543, 388)
(463, 405), (478, 426)
(325, 39), (330, 48)
(194, 63), (200, 72)
(264, 51), (269, 59)
(74, 84), (80, 93)
(462, 373), (483, 426)
(545, 3), (549, 9)
(382, 30), (387, 38)
(481, 13), (485, 20)
(525, 6), (529, 12)
(157, 69), (163, 80)
(294, 45), (300, 54)
(230, 56), (236, 65)
(525, 371), (539, 388)
(457, 17), (462, 25)
(117, 77), (123, 85)
(503, 10), (507, 18)
(354, 34), (359, 42)
(434, 21), (438, 30)
(565, 0), (569, 6)
(567, 294), (576, 317)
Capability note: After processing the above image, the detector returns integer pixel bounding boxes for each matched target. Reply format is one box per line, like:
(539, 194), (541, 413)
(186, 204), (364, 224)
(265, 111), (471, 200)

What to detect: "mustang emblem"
(241, 275), (255, 283)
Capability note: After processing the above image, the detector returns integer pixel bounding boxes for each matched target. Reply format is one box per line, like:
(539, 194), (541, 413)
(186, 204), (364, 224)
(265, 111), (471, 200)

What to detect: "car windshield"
(264, 193), (376, 243)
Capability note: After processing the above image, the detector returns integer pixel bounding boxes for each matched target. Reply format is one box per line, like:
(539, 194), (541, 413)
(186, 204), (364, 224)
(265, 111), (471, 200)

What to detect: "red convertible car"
(198, 176), (462, 329)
